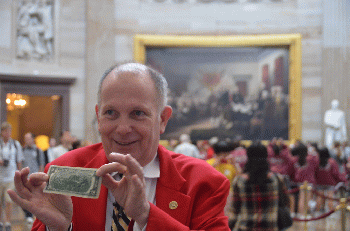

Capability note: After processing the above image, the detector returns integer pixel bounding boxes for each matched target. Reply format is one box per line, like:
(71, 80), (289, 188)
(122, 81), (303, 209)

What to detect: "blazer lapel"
(155, 146), (192, 226)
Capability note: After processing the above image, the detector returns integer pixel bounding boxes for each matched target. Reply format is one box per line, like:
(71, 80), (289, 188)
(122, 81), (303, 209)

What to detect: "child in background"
(290, 143), (318, 218)
(207, 140), (241, 220)
(316, 147), (346, 211)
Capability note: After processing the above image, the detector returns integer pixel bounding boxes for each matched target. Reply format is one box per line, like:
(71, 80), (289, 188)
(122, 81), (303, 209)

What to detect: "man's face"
(24, 133), (34, 146)
(96, 70), (172, 167)
(1, 128), (12, 140)
(49, 138), (56, 147)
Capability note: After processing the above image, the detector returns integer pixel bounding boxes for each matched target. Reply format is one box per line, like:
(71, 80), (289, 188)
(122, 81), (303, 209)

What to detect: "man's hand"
(7, 167), (73, 231)
(96, 153), (150, 229)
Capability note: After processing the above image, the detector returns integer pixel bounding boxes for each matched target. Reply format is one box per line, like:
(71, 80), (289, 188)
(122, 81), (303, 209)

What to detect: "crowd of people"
(167, 134), (350, 229)
(0, 122), (90, 230)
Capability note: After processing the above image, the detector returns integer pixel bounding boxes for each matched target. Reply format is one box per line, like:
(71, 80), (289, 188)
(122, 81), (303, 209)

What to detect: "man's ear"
(160, 106), (173, 134)
(95, 104), (100, 123)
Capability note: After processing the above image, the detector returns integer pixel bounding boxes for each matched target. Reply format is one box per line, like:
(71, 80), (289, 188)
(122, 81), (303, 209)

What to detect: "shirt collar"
(143, 153), (160, 178)
(110, 153), (160, 179)
(25, 144), (36, 149)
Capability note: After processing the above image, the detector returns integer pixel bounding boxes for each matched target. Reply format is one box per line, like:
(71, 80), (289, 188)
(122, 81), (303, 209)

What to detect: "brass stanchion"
(300, 181), (311, 231)
(335, 186), (347, 231)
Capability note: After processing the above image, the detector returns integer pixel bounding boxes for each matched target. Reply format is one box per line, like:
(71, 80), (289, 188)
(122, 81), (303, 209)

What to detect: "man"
(8, 63), (230, 231)
(50, 131), (73, 161)
(0, 122), (24, 231)
(22, 132), (45, 223)
(43, 137), (56, 165)
(174, 134), (203, 159)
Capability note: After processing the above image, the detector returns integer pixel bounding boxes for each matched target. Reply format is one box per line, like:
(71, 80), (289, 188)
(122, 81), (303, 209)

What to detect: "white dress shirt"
(105, 154), (160, 231)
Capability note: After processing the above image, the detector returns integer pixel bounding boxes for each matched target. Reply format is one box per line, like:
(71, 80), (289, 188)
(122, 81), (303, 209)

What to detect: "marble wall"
(0, 0), (86, 139)
(0, 0), (348, 144)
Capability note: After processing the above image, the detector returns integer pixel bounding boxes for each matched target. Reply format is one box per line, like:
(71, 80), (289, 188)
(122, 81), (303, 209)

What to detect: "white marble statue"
(324, 99), (347, 149)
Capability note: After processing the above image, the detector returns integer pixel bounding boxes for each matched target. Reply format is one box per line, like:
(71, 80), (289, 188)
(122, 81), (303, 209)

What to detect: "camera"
(2, 159), (9, 167)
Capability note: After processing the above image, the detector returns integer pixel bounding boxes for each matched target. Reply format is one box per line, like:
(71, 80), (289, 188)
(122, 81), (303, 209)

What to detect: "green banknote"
(44, 165), (102, 199)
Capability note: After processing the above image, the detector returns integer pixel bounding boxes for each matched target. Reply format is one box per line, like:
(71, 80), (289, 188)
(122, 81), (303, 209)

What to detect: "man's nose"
(115, 117), (133, 134)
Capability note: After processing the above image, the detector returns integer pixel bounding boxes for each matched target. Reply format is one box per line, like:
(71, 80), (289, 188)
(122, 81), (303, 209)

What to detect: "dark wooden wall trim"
(0, 75), (76, 133)
(0, 74), (76, 85)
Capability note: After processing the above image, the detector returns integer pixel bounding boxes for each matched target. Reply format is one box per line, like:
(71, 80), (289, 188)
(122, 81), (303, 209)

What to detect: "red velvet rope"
(310, 189), (344, 201)
(286, 187), (299, 194)
(285, 184), (350, 202)
(283, 183), (350, 223)
(292, 209), (336, 222)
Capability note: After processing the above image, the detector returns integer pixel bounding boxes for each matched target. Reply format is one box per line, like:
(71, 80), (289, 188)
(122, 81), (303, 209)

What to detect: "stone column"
(322, 0), (350, 145)
(85, 0), (116, 144)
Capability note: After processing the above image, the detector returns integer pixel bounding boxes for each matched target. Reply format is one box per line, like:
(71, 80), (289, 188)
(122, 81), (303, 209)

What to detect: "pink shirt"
(230, 147), (247, 170)
(291, 154), (318, 184)
(316, 158), (346, 186)
(267, 145), (294, 176)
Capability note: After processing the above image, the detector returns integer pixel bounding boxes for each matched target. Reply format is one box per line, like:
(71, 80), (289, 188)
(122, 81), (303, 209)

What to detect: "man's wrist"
(133, 203), (150, 229)
(46, 223), (72, 231)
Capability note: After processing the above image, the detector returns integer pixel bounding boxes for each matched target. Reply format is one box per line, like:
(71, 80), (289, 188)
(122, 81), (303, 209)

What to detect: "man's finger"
(100, 174), (119, 191)
(7, 189), (32, 211)
(124, 154), (144, 179)
(20, 167), (30, 187)
(96, 162), (127, 177)
(13, 171), (32, 199)
(28, 172), (49, 187)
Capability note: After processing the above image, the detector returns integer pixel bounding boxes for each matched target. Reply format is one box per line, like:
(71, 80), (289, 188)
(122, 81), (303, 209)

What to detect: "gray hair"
(179, 134), (191, 143)
(97, 63), (168, 110)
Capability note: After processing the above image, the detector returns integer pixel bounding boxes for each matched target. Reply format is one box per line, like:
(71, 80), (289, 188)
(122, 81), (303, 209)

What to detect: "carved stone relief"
(16, 0), (54, 61)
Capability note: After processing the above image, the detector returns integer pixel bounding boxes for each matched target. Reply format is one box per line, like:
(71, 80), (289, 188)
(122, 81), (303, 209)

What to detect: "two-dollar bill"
(44, 165), (102, 199)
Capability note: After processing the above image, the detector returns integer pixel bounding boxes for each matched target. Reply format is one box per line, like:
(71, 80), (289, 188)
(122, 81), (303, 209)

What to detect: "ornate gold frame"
(134, 34), (302, 142)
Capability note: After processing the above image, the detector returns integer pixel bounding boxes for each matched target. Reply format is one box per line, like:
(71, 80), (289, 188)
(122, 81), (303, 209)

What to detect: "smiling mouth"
(115, 140), (137, 146)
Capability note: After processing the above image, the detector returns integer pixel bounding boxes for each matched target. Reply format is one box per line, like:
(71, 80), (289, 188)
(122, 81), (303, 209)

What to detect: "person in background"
(196, 140), (210, 160)
(206, 136), (218, 160)
(267, 138), (294, 180)
(230, 141), (289, 230)
(71, 139), (82, 150)
(207, 140), (241, 221)
(43, 137), (56, 165)
(8, 63), (230, 231)
(229, 140), (247, 171)
(23, 133), (45, 173)
(342, 141), (350, 161)
(22, 132), (45, 224)
(316, 147), (346, 212)
(290, 142), (318, 218)
(164, 138), (177, 151)
(330, 141), (347, 174)
(50, 131), (73, 161)
(174, 133), (203, 159)
(207, 140), (241, 183)
(0, 122), (24, 231)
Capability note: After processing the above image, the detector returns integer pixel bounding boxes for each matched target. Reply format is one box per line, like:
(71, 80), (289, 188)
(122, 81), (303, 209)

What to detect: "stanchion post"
(300, 181), (310, 231)
(339, 187), (346, 231)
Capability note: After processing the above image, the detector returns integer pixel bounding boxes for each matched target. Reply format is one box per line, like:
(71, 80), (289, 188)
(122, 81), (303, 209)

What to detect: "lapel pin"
(169, 201), (178, 210)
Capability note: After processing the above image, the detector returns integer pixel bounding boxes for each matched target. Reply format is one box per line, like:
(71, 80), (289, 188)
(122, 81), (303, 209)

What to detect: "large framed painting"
(134, 34), (302, 142)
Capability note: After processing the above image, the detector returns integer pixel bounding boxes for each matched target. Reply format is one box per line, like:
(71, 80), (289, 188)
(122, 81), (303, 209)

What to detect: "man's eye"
(105, 110), (115, 116)
(134, 110), (145, 117)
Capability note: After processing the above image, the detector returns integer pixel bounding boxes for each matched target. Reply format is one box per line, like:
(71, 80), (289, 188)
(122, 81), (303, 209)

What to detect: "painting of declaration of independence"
(146, 46), (290, 141)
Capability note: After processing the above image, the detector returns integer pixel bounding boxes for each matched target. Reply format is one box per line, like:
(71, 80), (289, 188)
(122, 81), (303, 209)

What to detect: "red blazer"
(32, 144), (230, 231)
